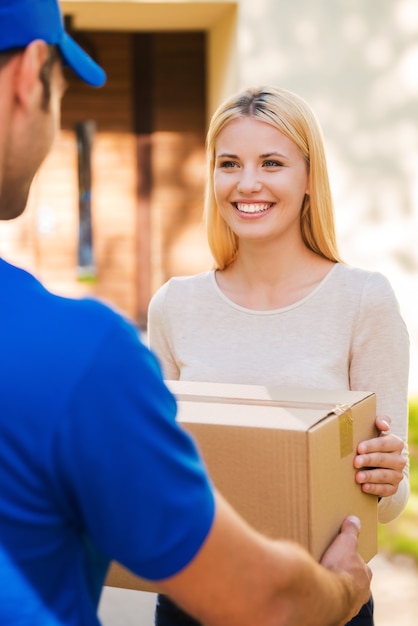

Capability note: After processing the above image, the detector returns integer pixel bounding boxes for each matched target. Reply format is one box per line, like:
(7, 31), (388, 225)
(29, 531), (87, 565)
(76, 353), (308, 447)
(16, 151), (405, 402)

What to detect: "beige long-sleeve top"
(148, 263), (410, 523)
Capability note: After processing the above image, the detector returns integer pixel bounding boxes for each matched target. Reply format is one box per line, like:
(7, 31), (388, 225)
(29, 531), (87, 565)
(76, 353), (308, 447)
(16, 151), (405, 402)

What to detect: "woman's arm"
(148, 281), (181, 380)
(350, 272), (410, 522)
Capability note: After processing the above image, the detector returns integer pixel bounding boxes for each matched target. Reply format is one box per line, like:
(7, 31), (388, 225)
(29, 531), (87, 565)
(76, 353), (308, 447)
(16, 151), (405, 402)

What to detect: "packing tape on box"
(334, 404), (353, 458)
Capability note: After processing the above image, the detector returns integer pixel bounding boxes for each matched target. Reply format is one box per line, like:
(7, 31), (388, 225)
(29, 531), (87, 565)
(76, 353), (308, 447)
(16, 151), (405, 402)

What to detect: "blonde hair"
(204, 86), (341, 269)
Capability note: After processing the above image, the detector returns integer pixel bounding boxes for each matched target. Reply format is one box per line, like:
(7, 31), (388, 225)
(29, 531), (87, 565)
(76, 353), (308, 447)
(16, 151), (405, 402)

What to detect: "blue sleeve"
(53, 317), (215, 581)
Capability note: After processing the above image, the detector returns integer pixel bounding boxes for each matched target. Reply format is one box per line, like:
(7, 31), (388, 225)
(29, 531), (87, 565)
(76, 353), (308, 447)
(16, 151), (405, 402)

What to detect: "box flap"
(169, 380), (374, 431)
(176, 399), (327, 431)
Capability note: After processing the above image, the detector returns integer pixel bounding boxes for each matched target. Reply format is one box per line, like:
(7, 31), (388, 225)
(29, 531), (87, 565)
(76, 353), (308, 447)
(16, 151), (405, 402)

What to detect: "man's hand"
(159, 496), (373, 626)
(320, 516), (372, 624)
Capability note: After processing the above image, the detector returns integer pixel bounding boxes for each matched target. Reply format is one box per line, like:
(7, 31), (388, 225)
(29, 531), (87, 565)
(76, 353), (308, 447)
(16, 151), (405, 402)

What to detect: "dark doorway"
(59, 29), (206, 327)
(133, 32), (207, 327)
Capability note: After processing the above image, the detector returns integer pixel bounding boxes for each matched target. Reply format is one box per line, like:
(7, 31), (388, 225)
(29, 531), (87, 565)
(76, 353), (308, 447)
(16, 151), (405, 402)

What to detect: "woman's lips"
(234, 202), (273, 214)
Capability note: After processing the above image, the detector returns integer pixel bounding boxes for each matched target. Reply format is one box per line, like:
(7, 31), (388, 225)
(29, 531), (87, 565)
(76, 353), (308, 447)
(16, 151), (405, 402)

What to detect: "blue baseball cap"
(0, 0), (106, 87)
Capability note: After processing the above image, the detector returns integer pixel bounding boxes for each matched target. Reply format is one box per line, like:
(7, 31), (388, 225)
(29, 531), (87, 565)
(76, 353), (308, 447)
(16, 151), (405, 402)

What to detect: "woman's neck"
(216, 243), (335, 310)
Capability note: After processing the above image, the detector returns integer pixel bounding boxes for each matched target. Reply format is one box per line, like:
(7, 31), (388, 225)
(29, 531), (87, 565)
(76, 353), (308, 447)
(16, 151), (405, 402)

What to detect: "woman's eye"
(263, 159), (282, 167)
(219, 160), (238, 169)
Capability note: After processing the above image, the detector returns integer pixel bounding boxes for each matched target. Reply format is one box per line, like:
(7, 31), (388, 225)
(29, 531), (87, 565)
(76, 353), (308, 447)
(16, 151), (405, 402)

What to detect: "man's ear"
(14, 40), (49, 110)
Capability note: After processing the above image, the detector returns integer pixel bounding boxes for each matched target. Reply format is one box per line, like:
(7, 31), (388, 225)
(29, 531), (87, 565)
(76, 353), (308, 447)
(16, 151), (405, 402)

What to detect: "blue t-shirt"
(0, 259), (215, 625)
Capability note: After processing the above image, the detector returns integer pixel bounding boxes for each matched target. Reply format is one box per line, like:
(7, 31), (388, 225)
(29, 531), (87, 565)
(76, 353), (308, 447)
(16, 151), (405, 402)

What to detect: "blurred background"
(1, 1), (417, 622)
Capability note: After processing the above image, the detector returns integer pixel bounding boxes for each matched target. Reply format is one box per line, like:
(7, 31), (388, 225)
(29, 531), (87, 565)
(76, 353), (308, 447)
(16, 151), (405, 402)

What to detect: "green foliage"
(378, 397), (418, 560)
(408, 396), (418, 446)
(379, 494), (418, 560)
(407, 396), (418, 492)
(77, 274), (97, 284)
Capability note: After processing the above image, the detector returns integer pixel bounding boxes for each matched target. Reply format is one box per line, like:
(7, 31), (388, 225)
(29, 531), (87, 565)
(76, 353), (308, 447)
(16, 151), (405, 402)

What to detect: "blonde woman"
(148, 86), (409, 626)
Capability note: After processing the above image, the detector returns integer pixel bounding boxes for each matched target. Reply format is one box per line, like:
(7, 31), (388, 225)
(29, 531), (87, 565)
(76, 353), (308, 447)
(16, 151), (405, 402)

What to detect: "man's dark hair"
(0, 48), (24, 70)
(39, 46), (61, 110)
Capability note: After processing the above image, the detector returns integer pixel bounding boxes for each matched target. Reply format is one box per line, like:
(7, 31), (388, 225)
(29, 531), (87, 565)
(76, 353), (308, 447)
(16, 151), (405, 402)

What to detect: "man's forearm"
(265, 540), (367, 625)
(158, 494), (371, 626)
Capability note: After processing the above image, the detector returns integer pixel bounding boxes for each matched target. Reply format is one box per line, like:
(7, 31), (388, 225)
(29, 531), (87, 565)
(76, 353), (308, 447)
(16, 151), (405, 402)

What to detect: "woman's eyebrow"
(260, 151), (287, 159)
(215, 151), (289, 159)
(216, 152), (238, 158)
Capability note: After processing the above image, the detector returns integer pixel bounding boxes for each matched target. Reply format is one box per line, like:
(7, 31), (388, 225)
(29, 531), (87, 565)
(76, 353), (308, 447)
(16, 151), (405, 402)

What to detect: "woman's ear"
(14, 40), (49, 110)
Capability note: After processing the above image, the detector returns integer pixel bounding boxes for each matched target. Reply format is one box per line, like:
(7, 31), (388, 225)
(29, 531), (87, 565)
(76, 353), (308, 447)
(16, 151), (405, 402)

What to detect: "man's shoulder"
(1, 258), (134, 361)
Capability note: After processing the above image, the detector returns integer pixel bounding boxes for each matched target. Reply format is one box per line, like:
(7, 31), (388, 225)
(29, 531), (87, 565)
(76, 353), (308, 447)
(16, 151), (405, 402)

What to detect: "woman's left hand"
(354, 416), (406, 498)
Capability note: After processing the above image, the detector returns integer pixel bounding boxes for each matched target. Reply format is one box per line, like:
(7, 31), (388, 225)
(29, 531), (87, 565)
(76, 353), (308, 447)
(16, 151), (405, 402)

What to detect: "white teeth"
(236, 203), (271, 214)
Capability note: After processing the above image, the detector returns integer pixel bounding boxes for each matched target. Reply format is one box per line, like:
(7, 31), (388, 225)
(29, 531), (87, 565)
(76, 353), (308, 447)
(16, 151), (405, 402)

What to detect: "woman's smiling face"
(214, 116), (310, 245)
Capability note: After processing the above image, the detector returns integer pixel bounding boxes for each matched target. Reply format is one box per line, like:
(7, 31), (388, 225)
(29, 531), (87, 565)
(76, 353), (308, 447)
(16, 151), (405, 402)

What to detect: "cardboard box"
(106, 382), (378, 592)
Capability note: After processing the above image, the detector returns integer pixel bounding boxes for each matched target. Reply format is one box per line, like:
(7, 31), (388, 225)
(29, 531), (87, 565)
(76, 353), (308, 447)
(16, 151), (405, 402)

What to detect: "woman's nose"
(236, 169), (262, 193)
